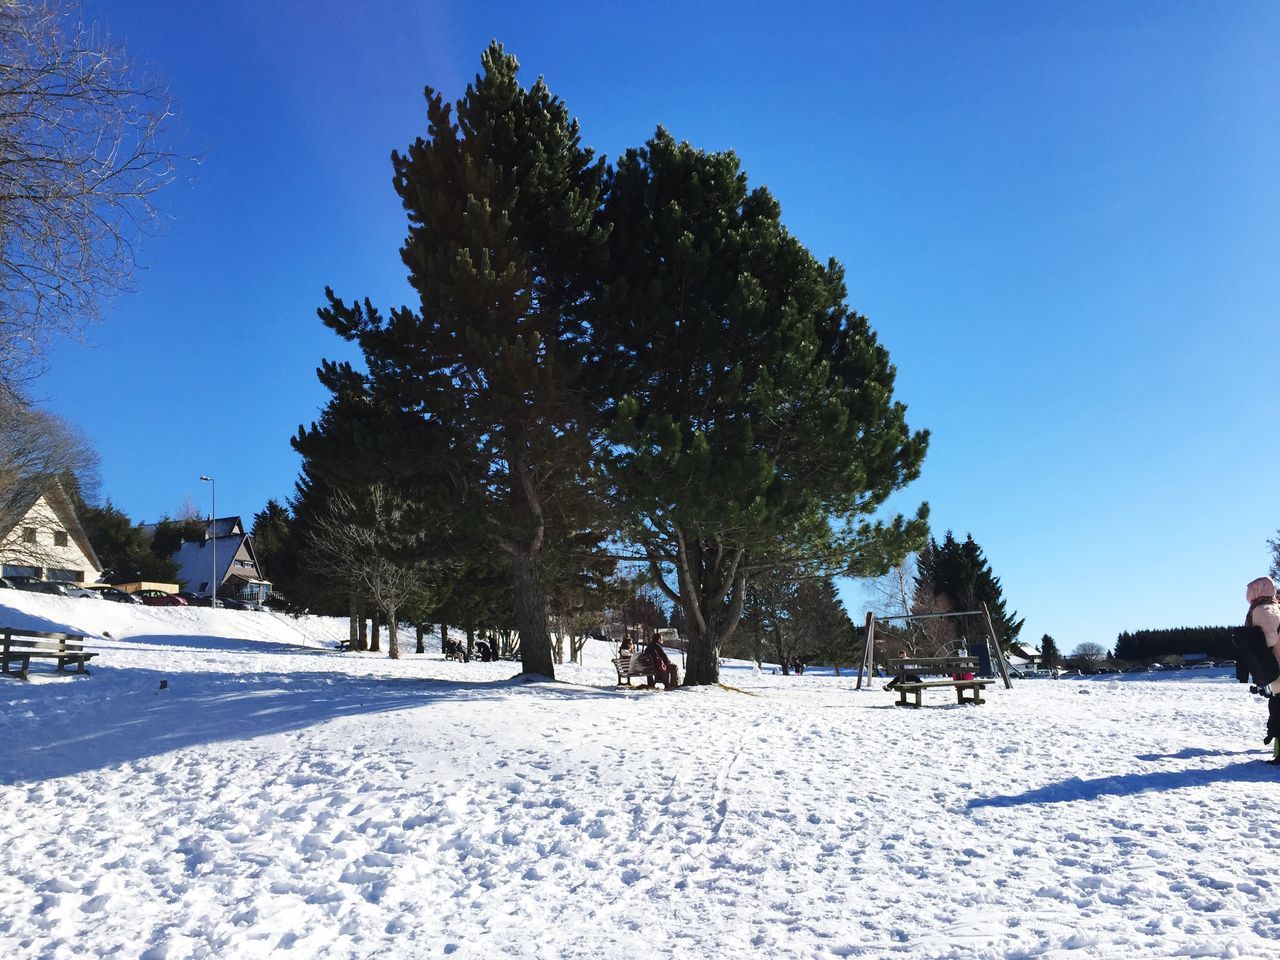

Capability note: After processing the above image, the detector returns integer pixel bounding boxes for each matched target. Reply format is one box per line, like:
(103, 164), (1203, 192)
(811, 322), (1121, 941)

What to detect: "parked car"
(0, 577), (12, 589)
(94, 586), (143, 604)
(178, 591), (213, 608)
(263, 593), (291, 612)
(135, 589), (188, 607)
(217, 597), (253, 611)
(1188, 660), (1217, 669)
(62, 586), (104, 600)
(9, 577), (70, 596)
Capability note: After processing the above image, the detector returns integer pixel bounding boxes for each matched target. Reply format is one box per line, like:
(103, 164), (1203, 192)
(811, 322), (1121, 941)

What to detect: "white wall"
(0, 495), (98, 582)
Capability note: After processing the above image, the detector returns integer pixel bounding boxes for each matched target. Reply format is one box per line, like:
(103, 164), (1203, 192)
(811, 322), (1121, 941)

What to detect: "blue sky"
(42, 1), (1280, 651)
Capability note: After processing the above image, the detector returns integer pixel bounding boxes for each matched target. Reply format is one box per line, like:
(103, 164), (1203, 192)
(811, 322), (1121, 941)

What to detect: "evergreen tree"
(250, 500), (293, 584)
(77, 500), (178, 583)
(596, 130), (928, 685)
(317, 44), (609, 680)
(792, 577), (856, 668)
(148, 517), (206, 566)
(1039, 633), (1060, 670)
(743, 572), (800, 675)
(292, 374), (459, 640)
(913, 531), (1023, 649)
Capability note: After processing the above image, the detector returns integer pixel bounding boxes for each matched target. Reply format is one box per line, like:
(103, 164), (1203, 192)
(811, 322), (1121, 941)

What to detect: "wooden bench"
(337, 638), (355, 652)
(613, 653), (655, 687)
(1, 627), (98, 680)
(887, 656), (992, 708)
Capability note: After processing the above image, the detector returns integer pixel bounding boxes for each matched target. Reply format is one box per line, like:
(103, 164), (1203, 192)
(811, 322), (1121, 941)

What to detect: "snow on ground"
(2, 591), (1279, 959)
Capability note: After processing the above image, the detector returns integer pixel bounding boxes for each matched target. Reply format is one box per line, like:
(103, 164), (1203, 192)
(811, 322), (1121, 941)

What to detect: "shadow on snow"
(968, 758), (1275, 810)
(0, 667), (621, 785)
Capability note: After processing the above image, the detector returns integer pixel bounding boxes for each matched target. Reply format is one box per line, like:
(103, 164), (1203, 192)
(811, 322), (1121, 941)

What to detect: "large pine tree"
(913, 531), (1023, 649)
(316, 44), (609, 679)
(596, 130), (928, 685)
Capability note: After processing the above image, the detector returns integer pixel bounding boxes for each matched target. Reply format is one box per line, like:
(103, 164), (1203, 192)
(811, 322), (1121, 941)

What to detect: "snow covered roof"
(208, 517), (244, 538)
(170, 534), (254, 593)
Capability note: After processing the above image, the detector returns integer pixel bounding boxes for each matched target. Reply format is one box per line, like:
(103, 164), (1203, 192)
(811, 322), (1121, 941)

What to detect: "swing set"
(855, 602), (1014, 693)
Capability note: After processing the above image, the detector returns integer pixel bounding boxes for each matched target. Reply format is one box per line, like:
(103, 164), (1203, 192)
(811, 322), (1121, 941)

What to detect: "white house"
(141, 516), (271, 604)
(1006, 640), (1043, 672)
(0, 480), (103, 583)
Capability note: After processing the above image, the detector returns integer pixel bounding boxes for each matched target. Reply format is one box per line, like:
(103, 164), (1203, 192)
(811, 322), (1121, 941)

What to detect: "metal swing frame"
(854, 603), (1014, 691)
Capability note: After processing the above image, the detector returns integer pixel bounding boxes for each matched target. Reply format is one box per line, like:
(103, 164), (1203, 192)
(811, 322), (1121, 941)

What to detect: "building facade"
(0, 482), (103, 583)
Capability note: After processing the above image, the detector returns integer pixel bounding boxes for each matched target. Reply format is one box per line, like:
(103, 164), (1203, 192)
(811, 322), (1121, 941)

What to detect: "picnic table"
(887, 656), (991, 708)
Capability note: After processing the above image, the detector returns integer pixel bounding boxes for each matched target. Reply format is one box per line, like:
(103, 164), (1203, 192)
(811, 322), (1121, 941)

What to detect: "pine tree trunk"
(466, 625), (475, 661)
(511, 548), (555, 679)
(683, 625), (719, 686)
(774, 624), (789, 676)
(672, 540), (747, 687)
(387, 607), (399, 660)
(370, 612), (381, 653)
(348, 596), (358, 650)
(439, 622), (447, 654)
(358, 605), (368, 651)
(415, 623), (424, 655)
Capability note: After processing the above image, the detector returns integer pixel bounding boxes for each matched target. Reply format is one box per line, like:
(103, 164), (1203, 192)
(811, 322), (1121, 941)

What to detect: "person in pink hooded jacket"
(1245, 576), (1280, 762)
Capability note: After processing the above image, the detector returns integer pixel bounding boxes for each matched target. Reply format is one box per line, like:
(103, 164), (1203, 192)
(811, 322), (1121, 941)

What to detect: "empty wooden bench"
(1, 627), (98, 680)
(613, 653), (655, 687)
(887, 656), (992, 708)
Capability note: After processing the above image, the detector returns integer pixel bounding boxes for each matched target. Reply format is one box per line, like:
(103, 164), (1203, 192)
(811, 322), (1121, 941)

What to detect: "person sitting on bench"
(619, 634), (635, 661)
(884, 649), (923, 690)
(644, 630), (679, 689)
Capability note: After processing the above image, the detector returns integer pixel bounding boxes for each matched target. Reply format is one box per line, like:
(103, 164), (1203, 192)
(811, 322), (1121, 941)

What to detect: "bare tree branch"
(0, 0), (186, 396)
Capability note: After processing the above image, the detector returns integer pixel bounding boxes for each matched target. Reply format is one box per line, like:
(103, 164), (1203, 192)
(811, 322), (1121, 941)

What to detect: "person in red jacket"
(644, 630), (680, 690)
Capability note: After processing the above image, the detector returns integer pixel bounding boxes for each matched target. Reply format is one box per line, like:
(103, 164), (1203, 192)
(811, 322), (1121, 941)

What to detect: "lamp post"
(199, 475), (217, 609)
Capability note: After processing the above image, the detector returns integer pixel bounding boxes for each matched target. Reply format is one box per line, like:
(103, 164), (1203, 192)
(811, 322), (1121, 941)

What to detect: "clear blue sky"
(41, 1), (1280, 651)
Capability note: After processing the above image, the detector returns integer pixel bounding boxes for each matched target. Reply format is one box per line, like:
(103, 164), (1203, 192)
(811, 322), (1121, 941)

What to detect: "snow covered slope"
(2, 592), (1278, 959)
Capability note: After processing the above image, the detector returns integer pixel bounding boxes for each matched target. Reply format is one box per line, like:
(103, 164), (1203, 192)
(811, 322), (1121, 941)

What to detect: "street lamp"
(199, 475), (218, 609)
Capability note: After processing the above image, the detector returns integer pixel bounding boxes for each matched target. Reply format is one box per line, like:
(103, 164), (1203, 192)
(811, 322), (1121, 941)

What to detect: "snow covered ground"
(2, 591), (1278, 959)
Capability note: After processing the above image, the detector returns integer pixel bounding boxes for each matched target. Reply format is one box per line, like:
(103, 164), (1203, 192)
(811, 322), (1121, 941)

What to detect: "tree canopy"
(596, 130), (928, 684)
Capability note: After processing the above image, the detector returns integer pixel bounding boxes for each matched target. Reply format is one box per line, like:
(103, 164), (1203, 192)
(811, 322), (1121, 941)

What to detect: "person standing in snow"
(1245, 576), (1280, 762)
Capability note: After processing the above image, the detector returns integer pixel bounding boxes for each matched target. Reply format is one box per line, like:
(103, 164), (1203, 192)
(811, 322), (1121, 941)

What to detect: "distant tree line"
(1114, 627), (1236, 663)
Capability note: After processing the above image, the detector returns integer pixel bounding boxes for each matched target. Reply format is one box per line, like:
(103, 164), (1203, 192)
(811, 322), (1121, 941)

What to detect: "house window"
(47, 568), (81, 583)
(22, 527), (36, 544)
(2, 564), (38, 579)
(53, 531), (68, 547)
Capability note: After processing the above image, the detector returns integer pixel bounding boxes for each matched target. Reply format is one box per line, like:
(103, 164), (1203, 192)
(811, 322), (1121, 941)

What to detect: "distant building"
(0, 480), (103, 584)
(141, 516), (271, 604)
(1006, 640), (1042, 671)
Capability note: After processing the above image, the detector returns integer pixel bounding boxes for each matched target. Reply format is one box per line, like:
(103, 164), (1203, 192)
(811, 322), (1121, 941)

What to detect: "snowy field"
(2, 592), (1278, 959)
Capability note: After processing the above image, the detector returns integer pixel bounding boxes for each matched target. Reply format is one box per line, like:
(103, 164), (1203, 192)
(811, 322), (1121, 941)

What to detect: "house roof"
(169, 529), (267, 593)
(138, 515), (245, 540)
(171, 534), (244, 592)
